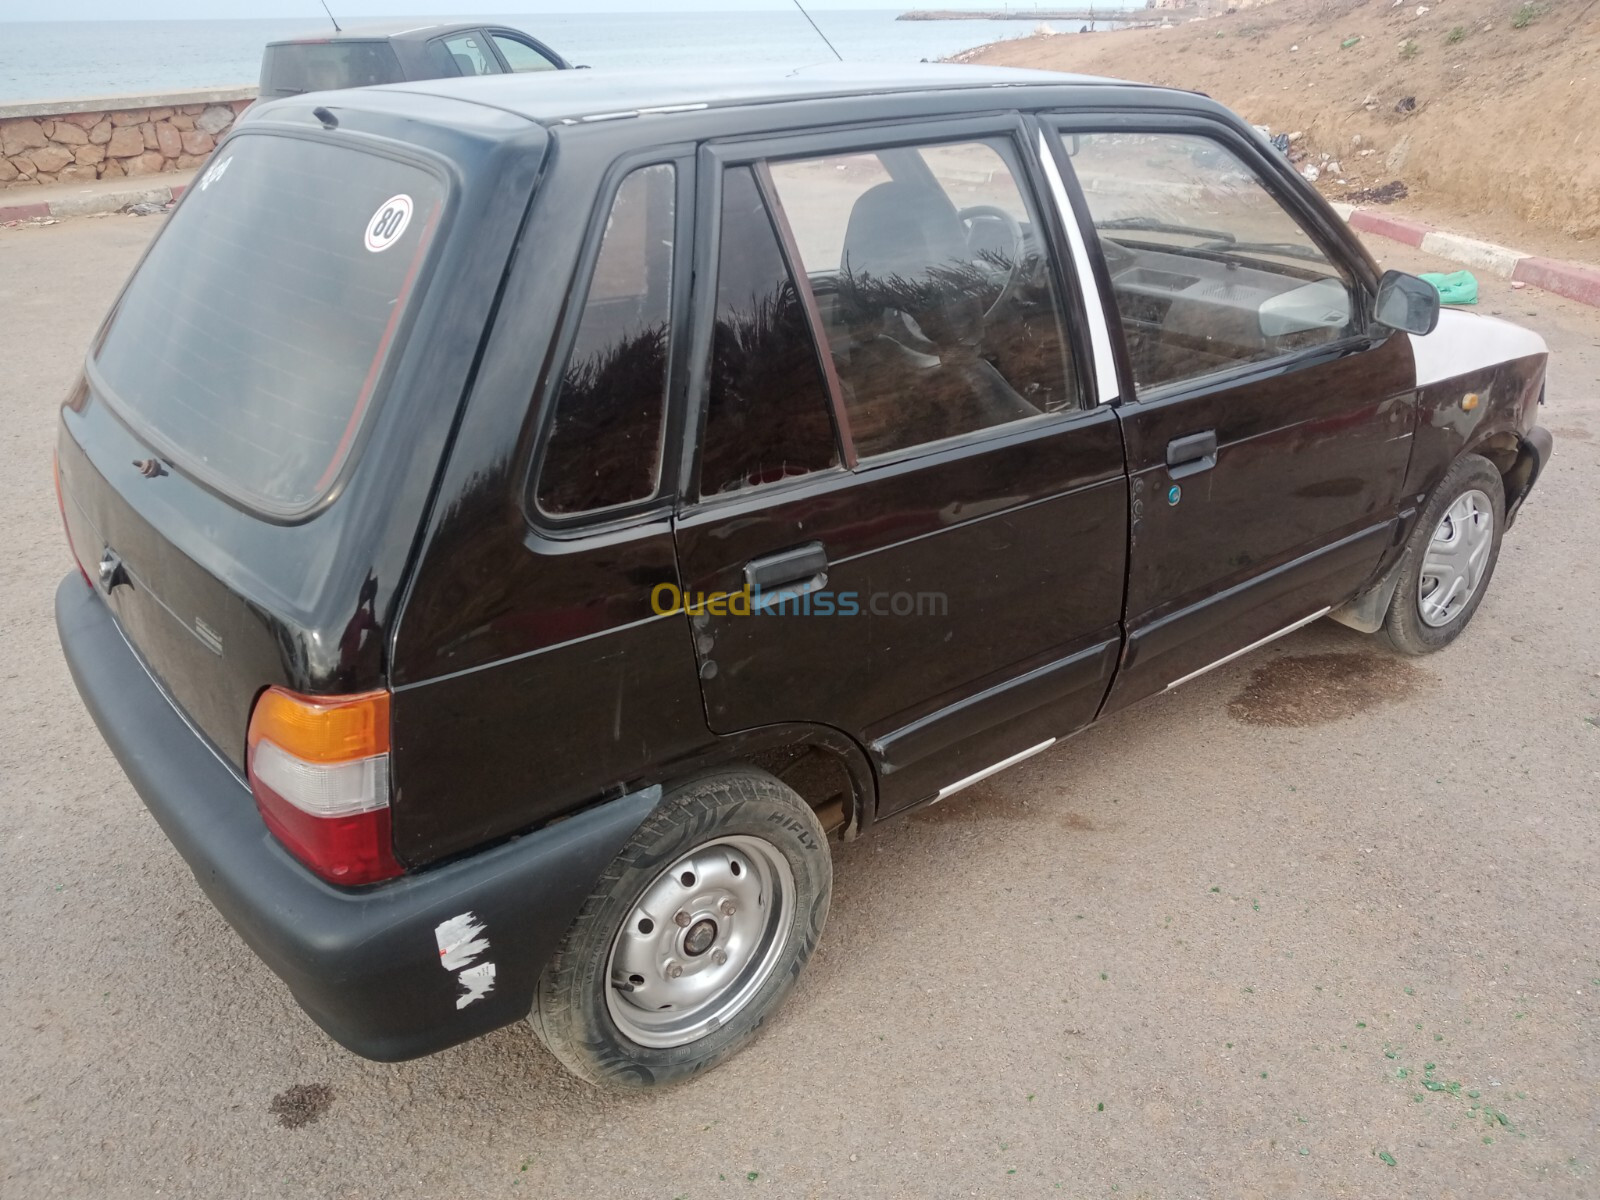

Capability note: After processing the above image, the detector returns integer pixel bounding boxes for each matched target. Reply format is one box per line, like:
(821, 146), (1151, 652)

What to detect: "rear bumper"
(55, 573), (657, 1061)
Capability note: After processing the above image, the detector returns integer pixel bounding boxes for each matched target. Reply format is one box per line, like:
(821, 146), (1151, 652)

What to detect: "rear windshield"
(259, 41), (403, 97)
(92, 133), (444, 515)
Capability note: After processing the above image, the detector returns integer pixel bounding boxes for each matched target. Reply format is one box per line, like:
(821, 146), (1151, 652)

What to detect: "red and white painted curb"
(1330, 201), (1600, 309)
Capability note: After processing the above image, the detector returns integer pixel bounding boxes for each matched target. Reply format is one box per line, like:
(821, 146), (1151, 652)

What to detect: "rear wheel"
(1381, 454), (1505, 655)
(530, 769), (830, 1088)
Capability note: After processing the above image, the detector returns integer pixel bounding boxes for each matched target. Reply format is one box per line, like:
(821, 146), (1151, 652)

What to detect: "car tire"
(529, 768), (831, 1089)
(1380, 453), (1505, 656)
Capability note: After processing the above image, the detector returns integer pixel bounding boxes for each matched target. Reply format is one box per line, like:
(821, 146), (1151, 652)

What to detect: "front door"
(485, 29), (565, 73)
(432, 30), (502, 77)
(1047, 120), (1417, 711)
(672, 120), (1128, 816)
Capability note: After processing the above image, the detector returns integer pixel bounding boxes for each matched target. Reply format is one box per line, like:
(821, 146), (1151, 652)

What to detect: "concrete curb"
(1, 180), (189, 225)
(1334, 201), (1600, 309)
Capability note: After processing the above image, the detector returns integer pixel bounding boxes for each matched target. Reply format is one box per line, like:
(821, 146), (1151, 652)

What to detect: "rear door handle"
(744, 541), (828, 601)
(1166, 430), (1218, 479)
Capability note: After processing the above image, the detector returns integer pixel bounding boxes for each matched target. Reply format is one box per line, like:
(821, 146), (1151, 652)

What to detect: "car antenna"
(318, 0), (342, 33)
(790, 0), (843, 62)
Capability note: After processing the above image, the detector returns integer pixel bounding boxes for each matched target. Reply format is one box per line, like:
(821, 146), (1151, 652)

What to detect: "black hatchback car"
(55, 65), (1552, 1089)
(258, 21), (569, 101)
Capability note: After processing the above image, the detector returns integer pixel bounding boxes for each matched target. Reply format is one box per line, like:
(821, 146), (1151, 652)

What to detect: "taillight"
(53, 452), (92, 587)
(246, 687), (403, 886)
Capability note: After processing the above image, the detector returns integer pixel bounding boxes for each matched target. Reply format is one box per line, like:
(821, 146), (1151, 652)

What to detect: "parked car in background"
(56, 65), (1551, 1092)
(258, 22), (570, 100)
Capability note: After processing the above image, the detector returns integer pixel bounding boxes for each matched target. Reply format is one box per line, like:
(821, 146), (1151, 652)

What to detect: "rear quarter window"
(535, 163), (676, 517)
(91, 132), (445, 516)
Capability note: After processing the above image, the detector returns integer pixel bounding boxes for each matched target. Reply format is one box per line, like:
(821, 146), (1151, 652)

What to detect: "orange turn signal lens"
(247, 687), (390, 764)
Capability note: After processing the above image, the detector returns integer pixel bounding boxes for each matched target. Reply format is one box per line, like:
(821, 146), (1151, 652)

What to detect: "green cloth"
(1419, 270), (1479, 306)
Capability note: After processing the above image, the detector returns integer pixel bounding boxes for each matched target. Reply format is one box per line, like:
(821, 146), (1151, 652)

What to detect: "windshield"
(1072, 133), (1346, 280)
(92, 132), (445, 515)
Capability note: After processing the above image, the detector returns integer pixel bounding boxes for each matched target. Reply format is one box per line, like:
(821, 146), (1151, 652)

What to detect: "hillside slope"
(963, 0), (1600, 240)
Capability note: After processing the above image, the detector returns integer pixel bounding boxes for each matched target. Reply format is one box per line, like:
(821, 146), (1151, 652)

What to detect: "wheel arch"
(662, 722), (877, 841)
(1493, 426), (1551, 529)
(1331, 446), (1508, 634)
(1458, 420), (1549, 531)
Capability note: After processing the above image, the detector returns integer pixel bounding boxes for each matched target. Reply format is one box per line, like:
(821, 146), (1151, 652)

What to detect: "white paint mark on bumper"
(435, 911), (496, 1009)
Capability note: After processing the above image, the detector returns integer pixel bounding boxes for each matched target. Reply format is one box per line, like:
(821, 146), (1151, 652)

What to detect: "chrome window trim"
(1038, 129), (1119, 406)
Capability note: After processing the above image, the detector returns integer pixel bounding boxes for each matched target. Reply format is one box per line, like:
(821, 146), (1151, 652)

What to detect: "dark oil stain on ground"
(1228, 651), (1424, 727)
(269, 1083), (334, 1130)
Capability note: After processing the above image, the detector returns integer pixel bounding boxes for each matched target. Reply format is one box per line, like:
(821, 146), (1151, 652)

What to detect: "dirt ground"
(2, 212), (1599, 1199)
(962, 0), (1600, 245)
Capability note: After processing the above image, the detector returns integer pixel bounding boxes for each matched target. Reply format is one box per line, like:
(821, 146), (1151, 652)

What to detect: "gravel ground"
(2, 213), (1598, 1200)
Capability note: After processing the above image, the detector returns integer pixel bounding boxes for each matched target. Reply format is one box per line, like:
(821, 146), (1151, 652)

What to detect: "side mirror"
(1373, 269), (1441, 336)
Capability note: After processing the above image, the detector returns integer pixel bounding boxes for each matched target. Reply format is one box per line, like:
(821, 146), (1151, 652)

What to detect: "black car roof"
(268, 21), (491, 46)
(370, 63), (1152, 127)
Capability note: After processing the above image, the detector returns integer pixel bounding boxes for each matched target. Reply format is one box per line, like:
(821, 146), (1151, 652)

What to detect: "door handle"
(1165, 430), (1218, 479)
(744, 541), (828, 602)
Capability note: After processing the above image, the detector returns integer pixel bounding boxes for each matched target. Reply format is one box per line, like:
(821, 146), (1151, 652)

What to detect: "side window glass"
(536, 164), (675, 516)
(440, 33), (497, 76)
(1068, 130), (1358, 395)
(492, 34), (560, 73)
(700, 166), (840, 497)
(768, 138), (1078, 460)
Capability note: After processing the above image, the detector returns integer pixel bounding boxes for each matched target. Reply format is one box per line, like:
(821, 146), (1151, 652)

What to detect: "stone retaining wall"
(0, 87), (256, 190)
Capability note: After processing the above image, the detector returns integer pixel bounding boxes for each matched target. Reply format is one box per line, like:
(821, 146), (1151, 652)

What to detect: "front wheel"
(1381, 453), (1505, 655)
(529, 769), (831, 1089)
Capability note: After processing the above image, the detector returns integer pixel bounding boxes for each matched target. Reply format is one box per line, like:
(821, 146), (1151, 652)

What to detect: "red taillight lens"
(246, 687), (403, 886)
(53, 452), (92, 587)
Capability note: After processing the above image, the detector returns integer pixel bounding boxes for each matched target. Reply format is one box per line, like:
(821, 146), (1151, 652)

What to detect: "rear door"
(429, 30), (503, 78)
(1044, 118), (1415, 711)
(672, 118), (1128, 817)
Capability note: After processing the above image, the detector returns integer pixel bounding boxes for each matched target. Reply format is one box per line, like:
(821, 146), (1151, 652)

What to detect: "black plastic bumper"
(55, 573), (658, 1061)
(1506, 425), (1554, 529)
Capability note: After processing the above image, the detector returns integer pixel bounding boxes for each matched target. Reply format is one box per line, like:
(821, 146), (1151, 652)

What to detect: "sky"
(3, 0), (1104, 20)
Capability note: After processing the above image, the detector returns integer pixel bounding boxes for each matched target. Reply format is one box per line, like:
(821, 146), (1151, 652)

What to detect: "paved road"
(3, 213), (1598, 1199)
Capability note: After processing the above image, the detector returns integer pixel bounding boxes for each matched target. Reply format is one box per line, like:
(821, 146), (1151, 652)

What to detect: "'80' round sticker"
(364, 194), (413, 253)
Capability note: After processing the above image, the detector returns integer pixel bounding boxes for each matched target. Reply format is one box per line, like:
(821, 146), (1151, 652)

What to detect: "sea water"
(0, 9), (1125, 105)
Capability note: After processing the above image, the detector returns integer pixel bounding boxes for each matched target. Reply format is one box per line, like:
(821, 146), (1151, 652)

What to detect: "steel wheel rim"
(1418, 488), (1494, 628)
(605, 835), (794, 1049)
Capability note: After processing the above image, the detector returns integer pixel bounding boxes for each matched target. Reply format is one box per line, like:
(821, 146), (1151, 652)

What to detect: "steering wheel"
(958, 205), (1026, 320)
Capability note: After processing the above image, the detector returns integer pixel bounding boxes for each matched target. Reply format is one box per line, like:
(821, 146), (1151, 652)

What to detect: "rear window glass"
(92, 133), (444, 515)
(259, 41), (403, 96)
